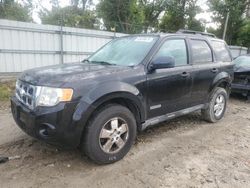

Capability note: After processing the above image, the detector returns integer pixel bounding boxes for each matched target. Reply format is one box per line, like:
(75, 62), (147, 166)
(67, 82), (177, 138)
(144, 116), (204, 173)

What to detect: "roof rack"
(176, 29), (216, 38)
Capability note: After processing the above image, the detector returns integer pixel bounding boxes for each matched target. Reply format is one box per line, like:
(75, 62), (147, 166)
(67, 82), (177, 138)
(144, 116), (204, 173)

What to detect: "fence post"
(59, 25), (64, 64)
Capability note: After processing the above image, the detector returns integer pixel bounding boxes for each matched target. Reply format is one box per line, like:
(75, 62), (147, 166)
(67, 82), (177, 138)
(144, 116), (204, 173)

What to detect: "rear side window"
(190, 40), (212, 64)
(153, 39), (188, 67)
(211, 41), (231, 62)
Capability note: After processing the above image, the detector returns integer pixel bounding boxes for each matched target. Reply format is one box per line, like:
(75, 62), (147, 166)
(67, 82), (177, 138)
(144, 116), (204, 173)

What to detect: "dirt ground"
(0, 96), (250, 188)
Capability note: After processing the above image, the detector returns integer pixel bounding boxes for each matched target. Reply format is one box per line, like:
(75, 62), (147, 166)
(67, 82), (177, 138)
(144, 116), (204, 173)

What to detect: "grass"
(0, 81), (16, 101)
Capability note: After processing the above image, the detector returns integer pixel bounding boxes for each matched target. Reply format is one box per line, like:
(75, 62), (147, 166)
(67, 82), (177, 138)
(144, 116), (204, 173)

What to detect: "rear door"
(188, 38), (220, 105)
(210, 40), (233, 75)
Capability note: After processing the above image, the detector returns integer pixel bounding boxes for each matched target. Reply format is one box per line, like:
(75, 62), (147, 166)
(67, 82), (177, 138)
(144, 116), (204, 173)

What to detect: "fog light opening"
(38, 123), (56, 138)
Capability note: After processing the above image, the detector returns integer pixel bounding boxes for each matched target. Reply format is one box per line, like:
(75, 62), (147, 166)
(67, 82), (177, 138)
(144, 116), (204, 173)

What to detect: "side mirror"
(149, 56), (175, 71)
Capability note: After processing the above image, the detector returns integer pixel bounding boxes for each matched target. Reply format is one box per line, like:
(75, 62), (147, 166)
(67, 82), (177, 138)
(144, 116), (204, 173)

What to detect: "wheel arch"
(73, 82), (146, 146)
(77, 91), (145, 147)
(210, 72), (232, 94)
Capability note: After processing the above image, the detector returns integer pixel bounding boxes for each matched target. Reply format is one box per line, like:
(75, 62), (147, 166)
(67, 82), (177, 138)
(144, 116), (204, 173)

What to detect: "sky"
(31, 0), (218, 29)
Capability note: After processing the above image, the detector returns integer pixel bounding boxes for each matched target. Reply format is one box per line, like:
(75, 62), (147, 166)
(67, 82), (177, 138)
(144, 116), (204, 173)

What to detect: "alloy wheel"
(99, 117), (129, 154)
(214, 94), (225, 117)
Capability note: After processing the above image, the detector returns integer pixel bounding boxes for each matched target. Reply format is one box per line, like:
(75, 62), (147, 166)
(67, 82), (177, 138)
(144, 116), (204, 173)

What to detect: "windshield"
(234, 56), (250, 68)
(88, 36), (158, 66)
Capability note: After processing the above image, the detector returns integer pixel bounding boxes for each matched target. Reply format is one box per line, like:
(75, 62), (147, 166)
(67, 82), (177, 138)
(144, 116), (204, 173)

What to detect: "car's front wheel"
(81, 104), (137, 164)
(202, 87), (228, 123)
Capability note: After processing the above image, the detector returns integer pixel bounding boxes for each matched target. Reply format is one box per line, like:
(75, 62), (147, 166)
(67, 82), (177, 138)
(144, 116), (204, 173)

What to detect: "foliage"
(160, 13), (184, 32)
(237, 19), (250, 47)
(159, 0), (204, 32)
(208, 0), (249, 45)
(139, 0), (169, 32)
(40, 6), (99, 29)
(185, 0), (204, 31)
(206, 26), (221, 37)
(0, 0), (249, 47)
(97, 0), (144, 34)
(159, 0), (185, 32)
(0, 81), (15, 101)
(0, 0), (33, 22)
(50, 0), (60, 9)
(70, 0), (93, 10)
(187, 19), (205, 31)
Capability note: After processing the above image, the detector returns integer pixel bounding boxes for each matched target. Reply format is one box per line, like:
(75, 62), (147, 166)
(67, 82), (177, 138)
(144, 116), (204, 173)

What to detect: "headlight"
(36, 86), (73, 107)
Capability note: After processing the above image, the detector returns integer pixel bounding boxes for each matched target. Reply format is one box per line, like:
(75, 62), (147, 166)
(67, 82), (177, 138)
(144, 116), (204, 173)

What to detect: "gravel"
(0, 96), (250, 188)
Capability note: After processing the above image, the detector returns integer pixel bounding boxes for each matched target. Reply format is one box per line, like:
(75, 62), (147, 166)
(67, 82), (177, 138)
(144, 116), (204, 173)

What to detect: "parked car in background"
(229, 46), (248, 59)
(11, 30), (234, 164)
(232, 54), (250, 100)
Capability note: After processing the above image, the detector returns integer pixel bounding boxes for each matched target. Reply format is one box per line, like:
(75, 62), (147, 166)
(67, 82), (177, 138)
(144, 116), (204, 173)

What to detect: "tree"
(187, 19), (205, 31)
(207, 26), (221, 37)
(185, 0), (204, 31)
(139, 0), (169, 32)
(0, 0), (33, 22)
(159, 13), (184, 32)
(50, 0), (60, 9)
(97, 0), (144, 34)
(237, 19), (250, 47)
(71, 0), (93, 10)
(40, 6), (99, 29)
(159, 0), (203, 32)
(208, 0), (249, 44)
(159, 0), (186, 32)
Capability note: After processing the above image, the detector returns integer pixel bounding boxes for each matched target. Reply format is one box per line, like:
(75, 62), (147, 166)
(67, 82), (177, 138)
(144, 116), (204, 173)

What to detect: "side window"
(211, 41), (232, 62)
(153, 39), (188, 67)
(190, 40), (213, 64)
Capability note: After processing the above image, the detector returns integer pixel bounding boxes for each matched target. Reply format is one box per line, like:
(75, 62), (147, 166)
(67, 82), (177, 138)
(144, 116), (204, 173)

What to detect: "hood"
(234, 65), (250, 73)
(19, 63), (128, 87)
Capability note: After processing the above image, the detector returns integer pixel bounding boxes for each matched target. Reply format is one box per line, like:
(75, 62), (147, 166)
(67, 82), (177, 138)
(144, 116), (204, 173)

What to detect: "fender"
(210, 71), (232, 92)
(86, 81), (140, 104)
(72, 81), (145, 127)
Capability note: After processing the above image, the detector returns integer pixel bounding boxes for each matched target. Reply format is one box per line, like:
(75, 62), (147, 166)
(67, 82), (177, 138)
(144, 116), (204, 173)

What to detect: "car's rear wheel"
(81, 104), (137, 164)
(202, 87), (228, 123)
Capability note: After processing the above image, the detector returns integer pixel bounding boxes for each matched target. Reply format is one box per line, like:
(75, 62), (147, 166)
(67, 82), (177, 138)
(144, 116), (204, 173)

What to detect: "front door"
(146, 38), (193, 119)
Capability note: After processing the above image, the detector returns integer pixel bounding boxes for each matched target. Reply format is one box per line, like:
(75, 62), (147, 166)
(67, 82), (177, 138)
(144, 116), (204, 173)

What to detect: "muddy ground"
(0, 96), (250, 188)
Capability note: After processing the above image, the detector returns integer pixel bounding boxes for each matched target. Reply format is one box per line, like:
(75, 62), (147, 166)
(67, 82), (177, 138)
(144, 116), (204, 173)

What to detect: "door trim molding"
(150, 104), (162, 110)
(141, 104), (206, 130)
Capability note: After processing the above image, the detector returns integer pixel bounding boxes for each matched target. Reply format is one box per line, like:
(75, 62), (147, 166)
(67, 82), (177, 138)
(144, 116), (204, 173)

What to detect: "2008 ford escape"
(11, 30), (234, 164)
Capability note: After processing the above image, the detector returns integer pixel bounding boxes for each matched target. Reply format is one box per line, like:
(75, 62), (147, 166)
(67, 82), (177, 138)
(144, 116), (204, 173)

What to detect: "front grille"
(16, 80), (37, 109)
(233, 74), (249, 85)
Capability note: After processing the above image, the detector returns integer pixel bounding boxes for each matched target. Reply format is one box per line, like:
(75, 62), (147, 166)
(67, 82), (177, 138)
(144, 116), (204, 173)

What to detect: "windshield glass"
(233, 56), (250, 67)
(88, 36), (158, 66)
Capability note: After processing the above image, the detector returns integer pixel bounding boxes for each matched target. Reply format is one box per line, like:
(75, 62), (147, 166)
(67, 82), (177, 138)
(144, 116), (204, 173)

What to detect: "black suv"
(11, 30), (234, 164)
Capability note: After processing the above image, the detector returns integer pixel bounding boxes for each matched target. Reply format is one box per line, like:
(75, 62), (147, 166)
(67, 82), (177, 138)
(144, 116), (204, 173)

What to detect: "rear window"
(211, 41), (231, 62)
(190, 40), (213, 64)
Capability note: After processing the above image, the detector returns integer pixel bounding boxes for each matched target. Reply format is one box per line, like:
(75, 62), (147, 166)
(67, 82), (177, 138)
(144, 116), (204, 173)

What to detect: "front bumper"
(11, 96), (84, 148)
(231, 83), (250, 95)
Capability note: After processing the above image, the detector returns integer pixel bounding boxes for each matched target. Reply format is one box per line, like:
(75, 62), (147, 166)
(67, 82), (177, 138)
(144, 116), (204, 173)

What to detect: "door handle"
(181, 72), (190, 78)
(211, 68), (218, 73)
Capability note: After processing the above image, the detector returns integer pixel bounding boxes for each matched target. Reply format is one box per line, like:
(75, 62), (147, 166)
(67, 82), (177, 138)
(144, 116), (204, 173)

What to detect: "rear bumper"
(11, 96), (85, 148)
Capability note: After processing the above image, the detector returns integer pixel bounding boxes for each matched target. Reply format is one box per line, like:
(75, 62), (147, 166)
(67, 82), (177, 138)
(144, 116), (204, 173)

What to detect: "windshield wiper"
(81, 59), (90, 63)
(90, 61), (116, 66)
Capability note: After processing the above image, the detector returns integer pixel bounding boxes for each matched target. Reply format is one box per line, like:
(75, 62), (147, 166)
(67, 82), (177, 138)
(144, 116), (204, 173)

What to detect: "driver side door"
(146, 38), (193, 119)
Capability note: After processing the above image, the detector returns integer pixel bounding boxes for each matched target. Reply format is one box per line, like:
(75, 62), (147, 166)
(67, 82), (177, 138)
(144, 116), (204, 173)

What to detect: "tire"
(81, 104), (137, 164)
(202, 87), (228, 123)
